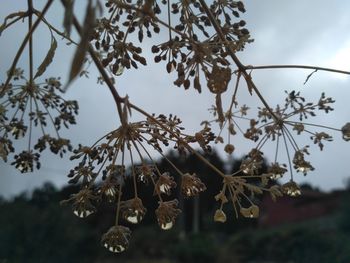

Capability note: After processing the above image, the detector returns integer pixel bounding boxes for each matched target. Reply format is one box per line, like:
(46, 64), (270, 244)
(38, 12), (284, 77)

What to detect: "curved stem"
(127, 142), (138, 198)
(285, 120), (341, 132)
(33, 10), (78, 45)
(28, 96), (33, 151)
(246, 65), (350, 75)
(28, 0), (34, 84)
(281, 128), (294, 181)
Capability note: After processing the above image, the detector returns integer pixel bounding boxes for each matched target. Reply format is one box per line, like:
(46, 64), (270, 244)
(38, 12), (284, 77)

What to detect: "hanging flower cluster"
(1, 0), (349, 255)
(0, 74), (77, 172)
(61, 112), (210, 253)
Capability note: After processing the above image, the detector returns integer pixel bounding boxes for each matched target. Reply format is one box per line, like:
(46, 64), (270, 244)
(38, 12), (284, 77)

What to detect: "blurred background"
(1, 151), (350, 262)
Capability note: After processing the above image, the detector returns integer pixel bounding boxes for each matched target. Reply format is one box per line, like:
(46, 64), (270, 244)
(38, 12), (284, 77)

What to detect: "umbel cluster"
(1, 0), (349, 253)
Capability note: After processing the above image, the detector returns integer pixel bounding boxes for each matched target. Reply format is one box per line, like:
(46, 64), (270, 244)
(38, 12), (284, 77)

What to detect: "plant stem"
(28, 0), (34, 84)
(246, 65), (350, 75)
(198, 0), (278, 121)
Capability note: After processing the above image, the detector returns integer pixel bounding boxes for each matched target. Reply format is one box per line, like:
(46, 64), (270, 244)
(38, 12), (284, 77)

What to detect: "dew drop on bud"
(161, 221), (173, 230)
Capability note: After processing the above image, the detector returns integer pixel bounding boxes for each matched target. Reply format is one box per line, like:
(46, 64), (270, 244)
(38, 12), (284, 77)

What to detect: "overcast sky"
(1, 0), (350, 198)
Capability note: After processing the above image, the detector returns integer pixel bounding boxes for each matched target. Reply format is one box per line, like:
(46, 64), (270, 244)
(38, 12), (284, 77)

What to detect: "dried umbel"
(224, 143), (235, 154)
(267, 163), (288, 180)
(155, 199), (181, 230)
(207, 64), (232, 94)
(2, 0), (350, 255)
(293, 150), (314, 175)
(136, 164), (156, 184)
(68, 189), (97, 218)
(0, 137), (14, 162)
(282, 181), (301, 197)
(154, 172), (177, 195)
(240, 205), (259, 218)
(214, 209), (227, 223)
(0, 76), (76, 171)
(101, 225), (131, 253)
(98, 180), (118, 202)
(342, 122), (350, 141)
(11, 150), (40, 173)
(181, 173), (206, 197)
(120, 197), (147, 224)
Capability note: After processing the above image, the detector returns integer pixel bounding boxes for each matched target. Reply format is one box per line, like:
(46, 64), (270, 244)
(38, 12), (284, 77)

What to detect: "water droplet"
(161, 221), (173, 230)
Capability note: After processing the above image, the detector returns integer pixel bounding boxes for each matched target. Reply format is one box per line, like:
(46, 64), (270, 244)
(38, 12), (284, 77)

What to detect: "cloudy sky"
(1, 0), (350, 198)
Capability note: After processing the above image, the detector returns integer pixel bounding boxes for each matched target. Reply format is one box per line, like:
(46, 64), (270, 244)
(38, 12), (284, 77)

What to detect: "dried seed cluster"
(0, 0), (349, 255)
(61, 113), (209, 253)
(1, 75), (77, 172)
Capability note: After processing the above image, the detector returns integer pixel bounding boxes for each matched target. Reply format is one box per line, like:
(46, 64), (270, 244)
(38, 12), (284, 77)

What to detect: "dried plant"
(1, 0), (349, 253)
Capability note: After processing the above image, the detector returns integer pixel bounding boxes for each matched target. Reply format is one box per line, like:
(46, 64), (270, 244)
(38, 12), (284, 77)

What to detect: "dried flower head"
(67, 163), (96, 185)
(11, 150), (40, 173)
(207, 64), (232, 94)
(1, 76), (78, 171)
(10, 120), (27, 139)
(120, 197), (147, 224)
(214, 209), (227, 223)
(181, 173), (206, 197)
(240, 204), (259, 218)
(66, 189), (97, 218)
(341, 122), (350, 141)
(0, 137), (14, 162)
(101, 225), (131, 253)
(155, 200), (181, 230)
(282, 180), (301, 197)
(136, 164), (155, 184)
(154, 172), (177, 195)
(98, 180), (118, 202)
(268, 162), (287, 180)
(293, 150), (314, 175)
(240, 158), (262, 175)
(224, 143), (235, 154)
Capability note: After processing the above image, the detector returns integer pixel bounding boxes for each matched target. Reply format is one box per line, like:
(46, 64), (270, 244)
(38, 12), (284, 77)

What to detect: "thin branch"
(246, 65), (350, 75)
(28, 0), (34, 84)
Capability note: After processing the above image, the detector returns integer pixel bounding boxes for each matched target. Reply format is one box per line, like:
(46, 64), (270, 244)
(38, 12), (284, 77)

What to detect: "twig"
(246, 64), (350, 75)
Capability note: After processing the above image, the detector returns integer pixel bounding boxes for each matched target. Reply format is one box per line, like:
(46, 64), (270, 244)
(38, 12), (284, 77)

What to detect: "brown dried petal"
(268, 163), (287, 179)
(154, 172), (177, 195)
(155, 199), (181, 230)
(207, 64), (231, 94)
(181, 173), (206, 197)
(240, 205), (259, 218)
(214, 209), (226, 223)
(282, 181), (301, 197)
(224, 144), (235, 154)
(215, 191), (228, 204)
(101, 225), (131, 253)
(120, 197), (147, 224)
(71, 189), (97, 218)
